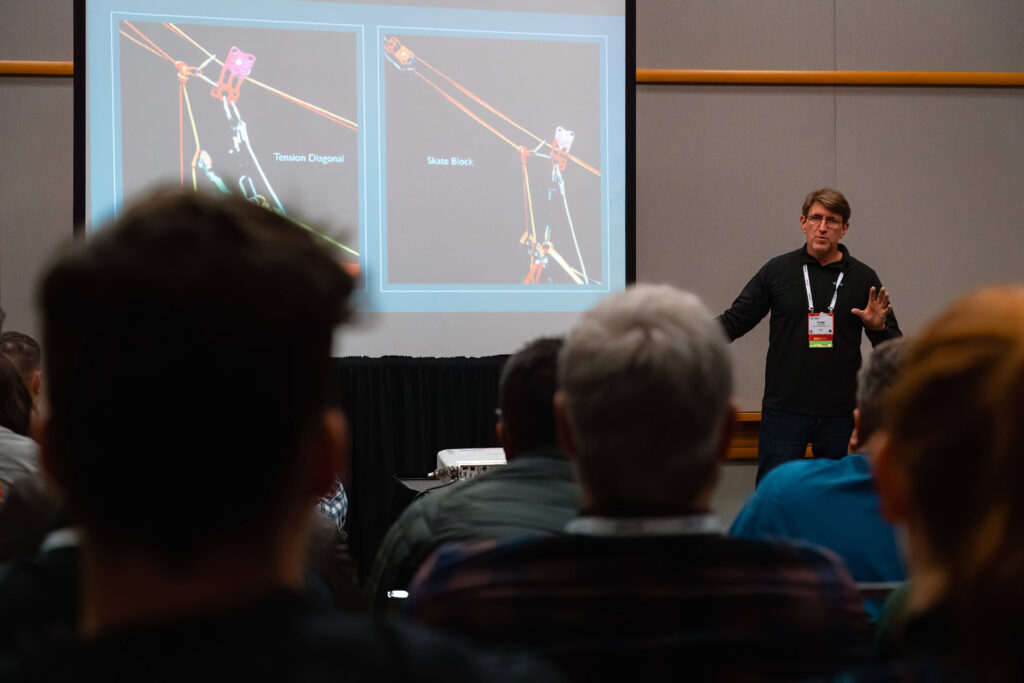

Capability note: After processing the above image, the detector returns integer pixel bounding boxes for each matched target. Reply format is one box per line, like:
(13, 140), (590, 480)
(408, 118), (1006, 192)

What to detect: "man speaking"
(718, 189), (900, 483)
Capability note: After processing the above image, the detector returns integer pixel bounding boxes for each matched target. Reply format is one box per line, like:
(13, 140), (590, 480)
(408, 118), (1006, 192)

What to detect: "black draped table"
(328, 355), (507, 580)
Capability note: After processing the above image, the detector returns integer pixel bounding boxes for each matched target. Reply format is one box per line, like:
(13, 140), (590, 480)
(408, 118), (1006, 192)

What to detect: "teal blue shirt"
(730, 453), (905, 617)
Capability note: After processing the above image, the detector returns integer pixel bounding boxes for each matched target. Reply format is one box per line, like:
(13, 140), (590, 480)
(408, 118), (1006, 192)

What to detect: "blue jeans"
(756, 408), (854, 484)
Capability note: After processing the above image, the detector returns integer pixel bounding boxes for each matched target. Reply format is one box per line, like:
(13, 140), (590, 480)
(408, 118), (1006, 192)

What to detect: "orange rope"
(164, 23), (212, 57)
(178, 83), (185, 185)
(417, 55), (544, 145)
(413, 70), (519, 150)
(414, 53), (599, 177)
(163, 22), (358, 131)
(564, 150), (601, 177)
(252, 84), (358, 132)
(119, 30), (170, 63)
(182, 83), (202, 191)
(123, 21), (176, 64)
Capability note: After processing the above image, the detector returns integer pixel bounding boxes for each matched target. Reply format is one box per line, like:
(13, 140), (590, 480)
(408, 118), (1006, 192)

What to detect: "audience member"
(0, 189), (559, 683)
(306, 480), (363, 610)
(366, 337), (580, 609)
(730, 338), (907, 617)
(852, 286), (1024, 681)
(408, 284), (870, 681)
(0, 331), (63, 559)
(0, 356), (38, 496)
(0, 332), (42, 402)
(0, 470), (66, 560)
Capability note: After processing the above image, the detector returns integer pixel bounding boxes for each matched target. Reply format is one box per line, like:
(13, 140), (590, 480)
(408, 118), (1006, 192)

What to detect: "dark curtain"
(328, 356), (507, 581)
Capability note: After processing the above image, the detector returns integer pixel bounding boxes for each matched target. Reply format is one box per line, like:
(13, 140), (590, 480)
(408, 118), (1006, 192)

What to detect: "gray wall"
(0, 2), (75, 339)
(2, 1), (1024, 412)
(637, 0), (1024, 409)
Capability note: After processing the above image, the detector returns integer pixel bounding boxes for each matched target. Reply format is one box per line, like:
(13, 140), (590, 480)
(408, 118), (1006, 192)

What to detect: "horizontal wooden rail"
(5, 62), (1023, 87)
(638, 68), (1024, 87)
(0, 60), (73, 77)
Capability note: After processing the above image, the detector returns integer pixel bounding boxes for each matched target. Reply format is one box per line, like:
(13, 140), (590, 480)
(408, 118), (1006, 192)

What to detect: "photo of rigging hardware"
(117, 19), (360, 271)
(382, 32), (602, 286)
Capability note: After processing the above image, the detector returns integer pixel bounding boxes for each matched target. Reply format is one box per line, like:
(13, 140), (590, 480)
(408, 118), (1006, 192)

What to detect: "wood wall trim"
(4, 62), (1023, 87)
(0, 60), (74, 77)
(637, 69), (1024, 87)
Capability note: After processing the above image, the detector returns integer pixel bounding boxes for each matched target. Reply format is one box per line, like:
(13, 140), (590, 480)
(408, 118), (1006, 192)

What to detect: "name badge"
(808, 312), (834, 348)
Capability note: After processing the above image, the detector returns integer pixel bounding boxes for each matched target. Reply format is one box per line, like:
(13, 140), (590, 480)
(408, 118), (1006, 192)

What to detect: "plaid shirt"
(317, 480), (348, 532)
(407, 529), (870, 682)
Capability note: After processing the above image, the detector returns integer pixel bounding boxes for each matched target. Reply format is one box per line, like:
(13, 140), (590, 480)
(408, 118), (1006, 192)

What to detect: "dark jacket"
(366, 448), (580, 610)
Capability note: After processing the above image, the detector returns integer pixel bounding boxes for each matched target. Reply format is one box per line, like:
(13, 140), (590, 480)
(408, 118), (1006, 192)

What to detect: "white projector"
(431, 447), (507, 482)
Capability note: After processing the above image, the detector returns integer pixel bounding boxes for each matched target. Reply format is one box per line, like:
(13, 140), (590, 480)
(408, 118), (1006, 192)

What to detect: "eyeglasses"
(805, 214), (844, 230)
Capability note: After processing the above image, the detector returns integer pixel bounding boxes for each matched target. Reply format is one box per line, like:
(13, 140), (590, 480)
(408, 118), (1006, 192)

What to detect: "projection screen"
(75, 0), (635, 356)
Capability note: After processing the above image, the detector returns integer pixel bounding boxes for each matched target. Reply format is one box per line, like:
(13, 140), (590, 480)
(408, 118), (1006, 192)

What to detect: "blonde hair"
(885, 286), (1024, 672)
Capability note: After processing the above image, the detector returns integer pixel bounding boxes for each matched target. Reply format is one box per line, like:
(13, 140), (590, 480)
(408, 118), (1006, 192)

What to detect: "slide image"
(382, 33), (602, 286)
(117, 19), (360, 270)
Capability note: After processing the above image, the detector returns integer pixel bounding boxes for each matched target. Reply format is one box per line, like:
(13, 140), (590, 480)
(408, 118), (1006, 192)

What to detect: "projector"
(430, 448), (507, 483)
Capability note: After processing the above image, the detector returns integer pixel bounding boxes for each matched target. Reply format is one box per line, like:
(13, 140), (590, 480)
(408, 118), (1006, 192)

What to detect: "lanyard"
(803, 264), (844, 313)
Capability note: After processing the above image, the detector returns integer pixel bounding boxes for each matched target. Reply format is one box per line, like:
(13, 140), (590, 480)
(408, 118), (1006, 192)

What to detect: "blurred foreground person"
(0, 356), (37, 496)
(409, 284), (869, 681)
(0, 189), (559, 683)
(856, 286), (1024, 681)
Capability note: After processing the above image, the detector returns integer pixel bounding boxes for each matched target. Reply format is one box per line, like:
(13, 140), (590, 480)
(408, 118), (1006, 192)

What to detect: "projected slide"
(84, 1), (629, 315)
(116, 19), (360, 270)
(382, 33), (603, 287)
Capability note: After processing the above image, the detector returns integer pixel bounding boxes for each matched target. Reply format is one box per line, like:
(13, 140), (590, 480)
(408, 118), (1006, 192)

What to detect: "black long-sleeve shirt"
(717, 244), (901, 417)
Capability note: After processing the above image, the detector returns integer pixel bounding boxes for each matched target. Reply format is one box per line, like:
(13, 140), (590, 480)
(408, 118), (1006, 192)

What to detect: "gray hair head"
(856, 337), (907, 441)
(558, 284), (733, 513)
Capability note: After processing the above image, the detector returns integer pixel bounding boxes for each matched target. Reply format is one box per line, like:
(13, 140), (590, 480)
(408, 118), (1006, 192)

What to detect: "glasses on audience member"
(805, 214), (844, 230)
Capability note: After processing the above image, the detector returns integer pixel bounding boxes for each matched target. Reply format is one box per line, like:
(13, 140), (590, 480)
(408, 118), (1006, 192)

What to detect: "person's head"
(497, 337), (562, 459)
(0, 331), (42, 399)
(800, 188), (850, 262)
(848, 338), (907, 453)
(0, 355), (33, 438)
(555, 284), (735, 516)
(39, 189), (354, 565)
(874, 286), (1024, 664)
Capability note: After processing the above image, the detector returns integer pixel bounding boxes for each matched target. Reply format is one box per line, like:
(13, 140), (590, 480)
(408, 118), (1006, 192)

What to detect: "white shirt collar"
(565, 513), (723, 537)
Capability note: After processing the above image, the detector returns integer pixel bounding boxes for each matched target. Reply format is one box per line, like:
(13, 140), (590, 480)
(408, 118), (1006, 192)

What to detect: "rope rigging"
(384, 36), (601, 285)
(119, 21), (359, 260)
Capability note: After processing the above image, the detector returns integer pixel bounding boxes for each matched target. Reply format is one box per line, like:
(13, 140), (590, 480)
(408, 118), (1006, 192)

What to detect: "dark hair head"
(884, 286), (1024, 670)
(498, 337), (562, 454)
(40, 189), (354, 560)
(802, 188), (851, 223)
(0, 356), (33, 437)
(0, 331), (42, 389)
(855, 338), (906, 441)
